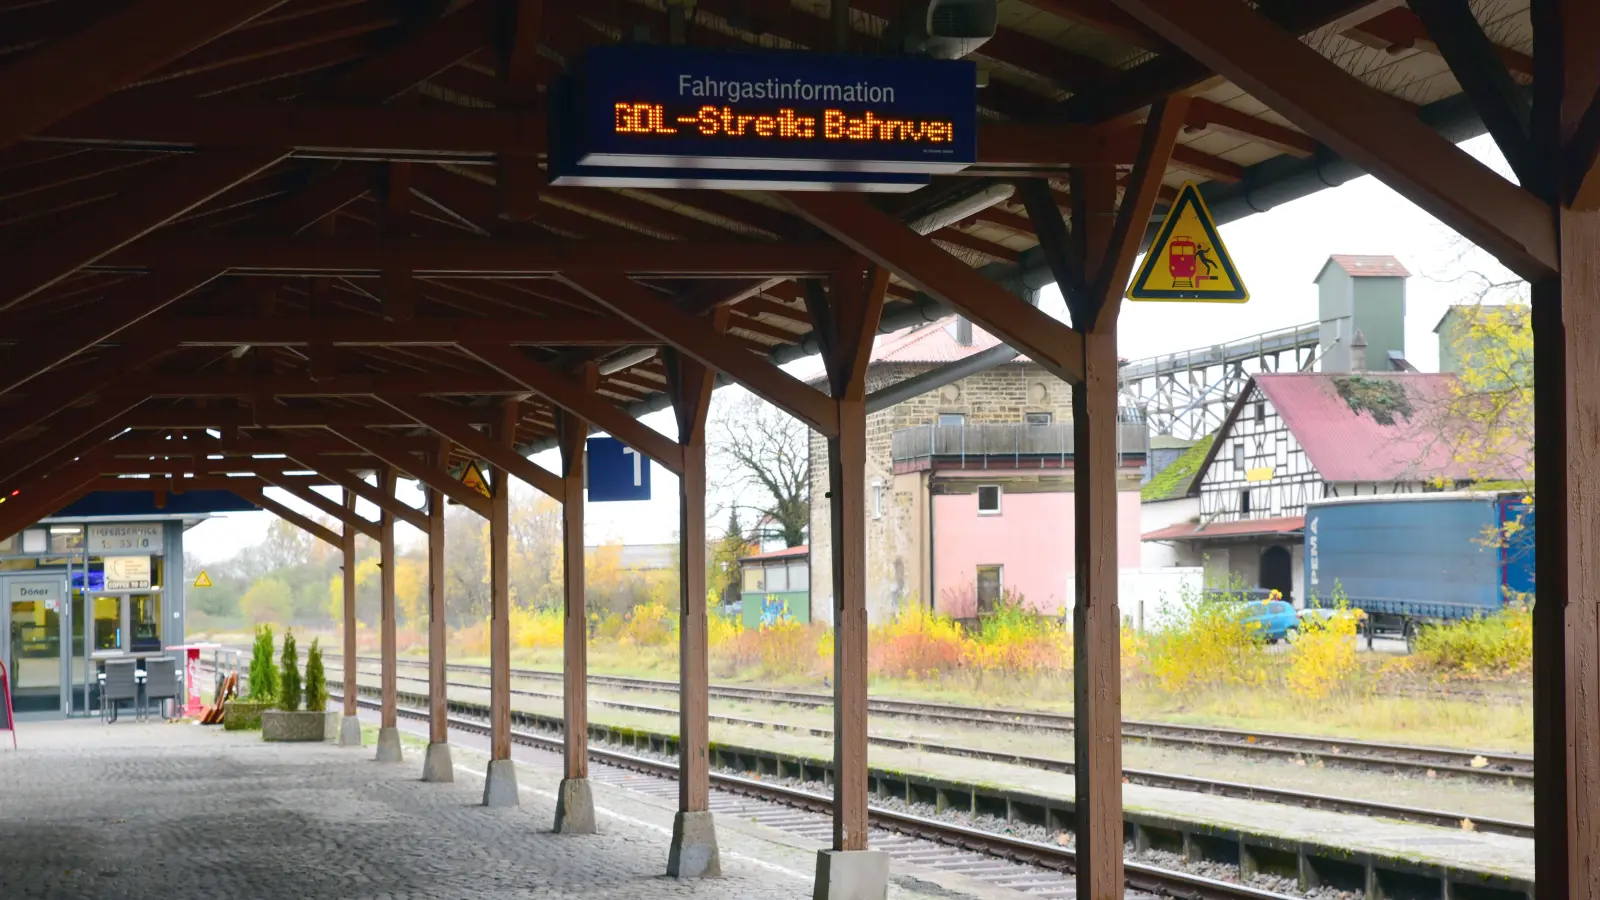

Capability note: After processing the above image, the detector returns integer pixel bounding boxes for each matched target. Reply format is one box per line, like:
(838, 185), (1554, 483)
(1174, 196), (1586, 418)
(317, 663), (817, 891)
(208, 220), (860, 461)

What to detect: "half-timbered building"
(1142, 370), (1519, 604)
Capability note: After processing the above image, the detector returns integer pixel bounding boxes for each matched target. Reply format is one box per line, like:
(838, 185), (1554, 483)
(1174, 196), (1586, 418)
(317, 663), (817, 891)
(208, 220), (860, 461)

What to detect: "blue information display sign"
(556, 46), (977, 179)
(586, 437), (651, 502)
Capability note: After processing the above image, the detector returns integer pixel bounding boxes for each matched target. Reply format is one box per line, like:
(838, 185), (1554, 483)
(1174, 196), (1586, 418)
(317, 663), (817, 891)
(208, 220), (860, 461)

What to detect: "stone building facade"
(806, 319), (1144, 625)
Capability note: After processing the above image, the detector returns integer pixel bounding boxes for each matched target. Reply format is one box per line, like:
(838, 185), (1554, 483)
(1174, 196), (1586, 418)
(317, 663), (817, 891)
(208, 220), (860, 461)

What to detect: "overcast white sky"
(182, 135), (1517, 564)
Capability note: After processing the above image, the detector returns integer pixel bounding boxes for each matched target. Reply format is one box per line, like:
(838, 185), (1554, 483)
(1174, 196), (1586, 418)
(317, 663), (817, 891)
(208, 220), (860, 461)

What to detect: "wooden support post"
(828, 396), (869, 851)
(1531, 1), (1600, 894)
(1071, 164), (1125, 900)
(376, 465), (402, 762)
(341, 488), (359, 737)
(811, 261), (888, 898)
(553, 410), (596, 833)
(491, 403), (514, 761)
(482, 402), (520, 806)
(1072, 325), (1125, 900)
(422, 436), (452, 782)
(666, 349), (720, 877)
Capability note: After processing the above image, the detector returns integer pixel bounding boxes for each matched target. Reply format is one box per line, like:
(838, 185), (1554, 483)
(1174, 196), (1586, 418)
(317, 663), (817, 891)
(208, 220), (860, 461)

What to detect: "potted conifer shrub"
(224, 625), (277, 731)
(262, 631), (339, 741)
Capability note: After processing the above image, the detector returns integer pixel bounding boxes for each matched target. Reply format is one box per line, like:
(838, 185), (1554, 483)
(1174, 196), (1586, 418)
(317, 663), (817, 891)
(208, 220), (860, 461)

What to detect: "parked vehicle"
(1239, 600), (1299, 643)
(1304, 492), (1534, 650)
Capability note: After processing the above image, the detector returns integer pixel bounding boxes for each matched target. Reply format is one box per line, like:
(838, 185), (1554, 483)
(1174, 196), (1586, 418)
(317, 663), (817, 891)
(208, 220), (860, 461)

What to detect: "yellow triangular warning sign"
(1127, 181), (1248, 304)
(193, 570), (212, 588)
(458, 461), (493, 499)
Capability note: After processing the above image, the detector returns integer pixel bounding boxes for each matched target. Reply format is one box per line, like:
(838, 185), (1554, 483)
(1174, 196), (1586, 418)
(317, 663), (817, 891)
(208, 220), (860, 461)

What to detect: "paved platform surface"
(0, 720), (1013, 900)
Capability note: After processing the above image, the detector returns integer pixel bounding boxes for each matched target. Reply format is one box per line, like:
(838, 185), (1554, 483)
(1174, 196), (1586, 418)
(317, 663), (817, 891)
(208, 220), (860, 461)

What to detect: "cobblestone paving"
(0, 721), (915, 900)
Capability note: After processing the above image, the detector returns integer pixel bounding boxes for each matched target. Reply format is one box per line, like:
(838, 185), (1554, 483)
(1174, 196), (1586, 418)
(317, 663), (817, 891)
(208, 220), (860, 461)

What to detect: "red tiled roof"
(870, 319), (1012, 364)
(1143, 515), (1305, 542)
(1322, 254), (1410, 278)
(798, 317), (1017, 382)
(1253, 373), (1518, 483)
(740, 545), (808, 562)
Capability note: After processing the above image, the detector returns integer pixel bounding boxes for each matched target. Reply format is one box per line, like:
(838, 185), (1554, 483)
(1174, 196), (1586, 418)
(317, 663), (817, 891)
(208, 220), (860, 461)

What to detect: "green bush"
(1143, 581), (1268, 693)
(305, 638), (328, 713)
(278, 631), (302, 712)
(1412, 603), (1533, 678)
(248, 624), (278, 701)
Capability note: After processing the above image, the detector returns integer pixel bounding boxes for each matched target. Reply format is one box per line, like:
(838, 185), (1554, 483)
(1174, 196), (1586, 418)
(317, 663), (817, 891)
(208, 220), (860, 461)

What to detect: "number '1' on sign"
(585, 437), (651, 502)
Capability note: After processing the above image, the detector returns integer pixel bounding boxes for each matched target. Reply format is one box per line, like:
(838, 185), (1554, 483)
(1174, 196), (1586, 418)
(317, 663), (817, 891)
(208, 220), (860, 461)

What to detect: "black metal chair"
(144, 657), (178, 721)
(101, 660), (137, 724)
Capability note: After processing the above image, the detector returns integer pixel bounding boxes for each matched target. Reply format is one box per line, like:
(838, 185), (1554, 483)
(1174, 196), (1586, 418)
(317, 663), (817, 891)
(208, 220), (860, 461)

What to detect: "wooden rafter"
(377, 394), (563, 500)
(263, 475), (380, 540)
(1090, 97), (1191, 323)
(560, 272), (837, 436)
(103, 235), (853, 276)
(331, 426), (491, 518)
(291, 458), (428, 530)
(0, 149), (288, 308)
(784, 193), (1086, 385)
(246, 485), (343, 547)
(1064, 0), (1381, 123)
(0, 0), (292, 153)
(1406, 0), (1534, 188)
(462, 344), (685, 474)
(1108, 0), (1559, 281)
(150, 314), (651, 346)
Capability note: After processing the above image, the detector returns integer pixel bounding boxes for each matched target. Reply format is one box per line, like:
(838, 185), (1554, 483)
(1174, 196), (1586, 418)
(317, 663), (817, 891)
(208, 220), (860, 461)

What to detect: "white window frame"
(871, 477), (885, 520)
(1233, 443), (1246, 472)
(938, 413), (966, 428)
(1024, 412), (1053, 426)
(977, 484), (1002, 516)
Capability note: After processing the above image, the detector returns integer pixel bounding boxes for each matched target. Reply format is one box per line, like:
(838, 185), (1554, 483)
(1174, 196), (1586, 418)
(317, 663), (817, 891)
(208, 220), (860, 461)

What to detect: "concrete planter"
(261, 709), (339, 742)
(223, 701), (272, 731)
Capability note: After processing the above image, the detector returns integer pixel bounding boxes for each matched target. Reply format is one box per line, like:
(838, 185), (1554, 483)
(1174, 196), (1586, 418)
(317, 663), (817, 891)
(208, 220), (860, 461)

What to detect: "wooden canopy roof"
(0, 0), (1537, 511)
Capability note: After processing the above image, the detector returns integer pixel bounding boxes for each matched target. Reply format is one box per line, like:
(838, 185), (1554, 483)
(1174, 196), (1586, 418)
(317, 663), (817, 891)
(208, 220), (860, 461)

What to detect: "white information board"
(105, 556), (152, 591)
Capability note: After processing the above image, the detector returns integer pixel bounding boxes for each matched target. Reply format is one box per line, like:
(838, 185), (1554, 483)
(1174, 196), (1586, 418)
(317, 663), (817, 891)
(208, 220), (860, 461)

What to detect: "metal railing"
(891, 422), (1149, 465)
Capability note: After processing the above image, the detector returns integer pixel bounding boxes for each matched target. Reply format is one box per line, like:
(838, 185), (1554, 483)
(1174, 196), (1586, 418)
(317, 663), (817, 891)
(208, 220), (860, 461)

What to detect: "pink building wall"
(932, 489), (1143, 617)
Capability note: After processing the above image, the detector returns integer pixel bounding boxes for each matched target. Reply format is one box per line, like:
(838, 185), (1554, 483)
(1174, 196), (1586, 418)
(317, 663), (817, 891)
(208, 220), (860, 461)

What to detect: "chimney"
(1350, 328), (1368, 372)
(954, 316), (973, 347)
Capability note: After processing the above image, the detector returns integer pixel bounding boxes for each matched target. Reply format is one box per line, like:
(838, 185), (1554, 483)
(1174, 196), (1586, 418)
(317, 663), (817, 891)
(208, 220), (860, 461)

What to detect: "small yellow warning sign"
(1127, 181), (1248, 304)
(193, 570), (212, 588)
(458, 461), (493, 499)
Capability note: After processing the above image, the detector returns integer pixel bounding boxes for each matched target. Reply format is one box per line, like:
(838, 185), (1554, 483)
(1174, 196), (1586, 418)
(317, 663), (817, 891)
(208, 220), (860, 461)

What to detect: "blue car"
(1239, 600), (1300, 643)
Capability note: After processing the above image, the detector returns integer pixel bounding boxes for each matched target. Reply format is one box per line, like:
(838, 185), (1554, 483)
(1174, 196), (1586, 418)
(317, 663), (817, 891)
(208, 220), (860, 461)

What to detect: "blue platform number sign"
(585, 437), (651, 502)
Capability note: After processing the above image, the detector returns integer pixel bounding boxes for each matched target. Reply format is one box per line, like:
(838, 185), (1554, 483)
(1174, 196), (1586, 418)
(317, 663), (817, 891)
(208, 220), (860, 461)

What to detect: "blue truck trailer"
(1304, 492), (1534, 649)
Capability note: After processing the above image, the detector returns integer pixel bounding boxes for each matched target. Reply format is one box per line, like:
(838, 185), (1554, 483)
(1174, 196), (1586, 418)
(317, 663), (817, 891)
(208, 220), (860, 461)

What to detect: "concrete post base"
(552, 777), (596, 834)
(666, 810), (721, 877)
(338, 715), (363, 748)
(374, 726), (403, 763)
(421, 742), (454, 783)
(812, 849), (890, 900)
(482, 759), (519, 808)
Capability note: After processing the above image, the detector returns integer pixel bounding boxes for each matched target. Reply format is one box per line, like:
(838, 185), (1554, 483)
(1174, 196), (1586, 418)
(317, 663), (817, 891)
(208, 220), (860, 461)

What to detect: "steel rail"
(329, 667), (1533, 841)
(326, 652), (1532, 783)
(327, 688), (1304, 900)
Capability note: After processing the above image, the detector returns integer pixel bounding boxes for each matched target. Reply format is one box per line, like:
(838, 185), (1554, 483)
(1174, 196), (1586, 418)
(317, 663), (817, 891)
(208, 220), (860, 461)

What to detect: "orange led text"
(613, 103), (955, 144)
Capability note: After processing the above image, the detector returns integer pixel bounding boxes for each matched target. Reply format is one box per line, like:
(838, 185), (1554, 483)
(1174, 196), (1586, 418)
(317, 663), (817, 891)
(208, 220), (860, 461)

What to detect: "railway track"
(328, 687), (1304, 900)
(339, 665), (1534, 841)
(326, 652), (1533, 785)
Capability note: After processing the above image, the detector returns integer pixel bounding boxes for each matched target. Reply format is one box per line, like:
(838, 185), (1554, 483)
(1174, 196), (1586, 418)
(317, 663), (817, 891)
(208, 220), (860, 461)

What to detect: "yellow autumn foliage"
(1285, 606), (1360, 700)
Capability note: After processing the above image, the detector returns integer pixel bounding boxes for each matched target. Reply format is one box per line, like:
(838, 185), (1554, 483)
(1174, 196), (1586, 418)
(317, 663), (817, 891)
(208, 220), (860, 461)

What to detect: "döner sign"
(552, 46), (976, 190)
